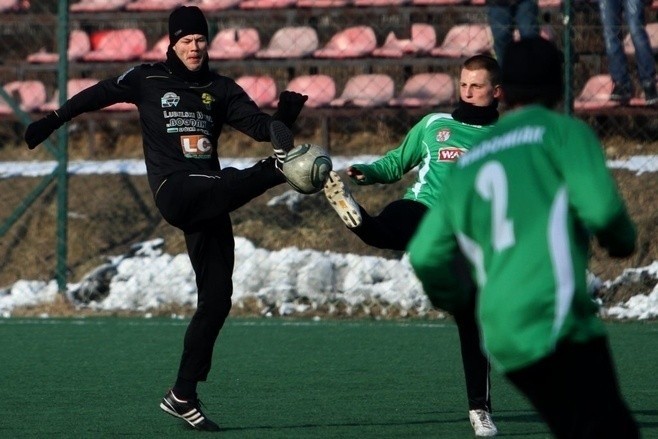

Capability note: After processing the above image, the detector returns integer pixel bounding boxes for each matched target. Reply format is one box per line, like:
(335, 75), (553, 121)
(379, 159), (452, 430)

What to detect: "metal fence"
(0, 1), (656, 313)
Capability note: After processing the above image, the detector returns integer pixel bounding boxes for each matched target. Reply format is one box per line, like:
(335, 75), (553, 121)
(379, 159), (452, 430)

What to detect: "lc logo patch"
(181, 135), (212, 158)
(436, 129), (451, 142)
(161, 92), (180, 108)
(438, 147), (467, 162)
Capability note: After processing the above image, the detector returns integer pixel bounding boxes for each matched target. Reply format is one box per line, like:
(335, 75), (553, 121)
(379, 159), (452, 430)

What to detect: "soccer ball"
(281, 143), (333, 194)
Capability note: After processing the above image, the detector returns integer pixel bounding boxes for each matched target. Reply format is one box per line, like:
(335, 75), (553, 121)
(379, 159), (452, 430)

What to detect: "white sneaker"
(469, 409), (498, 437)
(323, 170), (362, 228)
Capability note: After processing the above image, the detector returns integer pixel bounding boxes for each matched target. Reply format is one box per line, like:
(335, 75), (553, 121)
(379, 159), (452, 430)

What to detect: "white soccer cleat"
(323, 170), (362, 228)
(469, 409), (498, 437)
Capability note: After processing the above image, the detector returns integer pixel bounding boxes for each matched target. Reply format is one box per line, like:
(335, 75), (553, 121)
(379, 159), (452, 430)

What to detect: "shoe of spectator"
(469, 409), (498, 437)
(324, 171), (362, 228)
(643, 83), (658, 106)
(160, 390), (220, 431)
(610, 83), (632, 104)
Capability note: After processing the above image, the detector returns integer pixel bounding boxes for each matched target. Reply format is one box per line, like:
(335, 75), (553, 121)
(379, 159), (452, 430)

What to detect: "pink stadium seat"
(354, 0), (407, 6)
(197, 0), (241, 10)
(313, 26), (377, 59)
(573, 74), (620, 110)
(41, 78), (99, 112)
(125, 0), (184, 11)
(27, 30), (91, 63)
(513, 25), (556, 42)
(430, 24), (493, 58)
(330, 74), (395, 107)
(276, 75), (336, 108)
(255, 26), (319, 59)
(70, 0), (132, 12)
(207, 28), (260, 60)
(412, 0), (467, 4)
(141, 35), (169, 61)
(296, 0), (351, 6)
(372, 23), (436, 58)
(624, 23), (658, 55)
(82, 29), (147, 62)
(388, 73), (455, 107)
(236, 75), (277, 108)
(0, 81), (47, 115)
(537, 0), (561, 7)
(0, 0), (19, 12)
(239, 0), (296, 8)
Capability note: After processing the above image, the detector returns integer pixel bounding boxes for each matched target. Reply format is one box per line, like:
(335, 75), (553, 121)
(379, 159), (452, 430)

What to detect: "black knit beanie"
(168, 6), (209, 47)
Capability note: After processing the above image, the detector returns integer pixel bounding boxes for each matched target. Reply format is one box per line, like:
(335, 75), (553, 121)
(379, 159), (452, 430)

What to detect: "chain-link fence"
(1, 1), (657, 316)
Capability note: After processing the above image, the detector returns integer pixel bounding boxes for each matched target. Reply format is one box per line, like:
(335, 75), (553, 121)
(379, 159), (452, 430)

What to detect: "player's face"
(173, 34), (208, 71)
(459, 68), (501, 107)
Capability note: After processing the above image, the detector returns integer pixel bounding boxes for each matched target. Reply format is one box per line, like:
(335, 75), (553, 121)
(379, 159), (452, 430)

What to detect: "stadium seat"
(388, 73), (455, 107)
(430, 24), (493, 58)
(82, 29), (147, 62)
(537, 0), (561, 7)
(0, 80), (47, 115)
(277, 74), (336, 108)
(141, 35), (169, 61)
(623, 23), (658, 55)
(236, 75), (277, 108)
(313, 26), (377, 58)
(197, 0), (242, 10)
(372, 23), (436, 57)
(296, 0), (351, 6)
(0, 0), (19, 12)
(125, 0), (184, 11)
(239, 0), (296, 8)
(70, 0), (132, 12)
(27, 29), (91, 63)
(330, 74), (395, 107)
(255, 26), (319, 59)
(40, 78), (99, 112)
(207, 28), (260, 60)
(573, 74), (620, 110)
(412, 0), (467, 5)
(513, 25), (556, 42)
(354, 0), (407, 6)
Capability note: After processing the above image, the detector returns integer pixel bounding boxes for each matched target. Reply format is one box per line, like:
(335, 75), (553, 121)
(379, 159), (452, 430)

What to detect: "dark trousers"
(506, 337), (640, 439)
(155, 159), (284, 383)
(352, 199), (492, 411)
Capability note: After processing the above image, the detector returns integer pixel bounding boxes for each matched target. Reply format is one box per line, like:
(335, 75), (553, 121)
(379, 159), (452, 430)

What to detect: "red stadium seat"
(125, 0), (184, 11)
(70, 0), (132, 12)
(354, 0), (408, 6)
(27, 30), (91, 63)
(296, 0), (351, 6)
(141, 35), (169, 61)
(41, 78), (99, 112)
(197, 0), (242, 10)
(389, 73), (455, 107)
(277, 75), (336, 108)
(239, 0), (296, 8)
(0, 0), (20, 12)
(207, 28), (260, 60)
(372, 23), (436, 57)
(430, 24), (493, 58)
(573, 74), (620, 110)
(412, 0), (467, 5)
(313, 26), (377, 59)
(255, 26), (319, 59)
(0, 80), (47, 115)
(330, 74), (395, 107)
(236, 75), (277, 108)
(82, 29), (147, 62)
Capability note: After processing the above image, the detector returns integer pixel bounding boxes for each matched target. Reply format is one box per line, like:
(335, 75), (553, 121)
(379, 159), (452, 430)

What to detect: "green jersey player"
(408, 38), (639, 439)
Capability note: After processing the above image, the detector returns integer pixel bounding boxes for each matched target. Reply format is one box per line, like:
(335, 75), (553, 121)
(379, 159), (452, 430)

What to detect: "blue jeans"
(599, 0), (656, 89)
(487, 0), (540, 67)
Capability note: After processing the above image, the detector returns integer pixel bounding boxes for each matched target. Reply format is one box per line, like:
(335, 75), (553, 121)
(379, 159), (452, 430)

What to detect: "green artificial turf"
(0, 318), (655, 438)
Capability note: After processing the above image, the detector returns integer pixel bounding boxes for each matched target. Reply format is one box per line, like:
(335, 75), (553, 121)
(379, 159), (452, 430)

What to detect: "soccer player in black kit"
(24, 6), (307, 431)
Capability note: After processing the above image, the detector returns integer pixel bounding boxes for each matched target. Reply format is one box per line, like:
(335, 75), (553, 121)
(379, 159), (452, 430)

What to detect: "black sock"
(173, 377), (197, 400)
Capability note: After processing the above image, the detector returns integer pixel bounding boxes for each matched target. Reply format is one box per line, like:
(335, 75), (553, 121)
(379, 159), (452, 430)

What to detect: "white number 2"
(475, 161), (515, 252)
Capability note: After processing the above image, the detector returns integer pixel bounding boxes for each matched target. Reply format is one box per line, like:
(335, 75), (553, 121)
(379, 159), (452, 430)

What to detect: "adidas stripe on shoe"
(323, 170), (362, 228)
(160, 390), (220, 432)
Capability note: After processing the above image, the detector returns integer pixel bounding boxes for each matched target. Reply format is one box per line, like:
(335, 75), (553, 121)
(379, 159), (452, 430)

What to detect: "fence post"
(56, 0), (70, 292)
(563, 0), (574, 115)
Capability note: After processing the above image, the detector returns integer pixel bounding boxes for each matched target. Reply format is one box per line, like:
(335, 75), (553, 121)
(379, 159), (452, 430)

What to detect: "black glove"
(272, 91), (308, 128)
(24, 111), (64, 149)
(269, 120), (295, 163)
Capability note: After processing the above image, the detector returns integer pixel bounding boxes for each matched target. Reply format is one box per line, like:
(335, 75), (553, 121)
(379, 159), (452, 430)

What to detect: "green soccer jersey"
(408, 105), (636, 372)
(351, 113), (494, 208)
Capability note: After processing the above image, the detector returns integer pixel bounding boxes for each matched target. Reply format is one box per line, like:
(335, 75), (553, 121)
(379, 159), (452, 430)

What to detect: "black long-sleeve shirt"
(56, 62), (273, 195)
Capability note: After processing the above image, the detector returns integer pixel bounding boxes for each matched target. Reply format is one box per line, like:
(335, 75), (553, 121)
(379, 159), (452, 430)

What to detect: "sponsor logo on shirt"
(436, 129), (451, 142)
(438, 147), (467, 162)
(201, 92), (214, 110)
(161, 92), (180, 108)
(180, 135), (212, 158)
